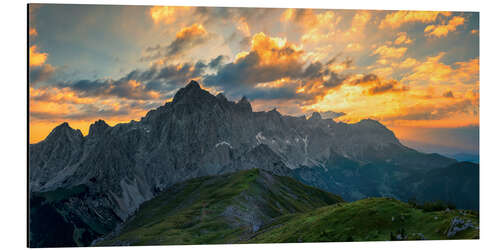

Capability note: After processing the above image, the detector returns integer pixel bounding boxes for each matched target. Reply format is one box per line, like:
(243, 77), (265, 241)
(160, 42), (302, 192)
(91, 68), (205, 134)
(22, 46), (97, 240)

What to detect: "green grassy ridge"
(246, 197), (479, 243)
(96, 169), (343, 246)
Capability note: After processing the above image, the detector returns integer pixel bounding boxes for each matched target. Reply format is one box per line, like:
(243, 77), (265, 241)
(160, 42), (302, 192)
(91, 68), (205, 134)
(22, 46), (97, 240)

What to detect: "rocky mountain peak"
(44, 122), (83, 143)
(216, 93), (228, 102)
(309, 112), (322, 121)
(171, 80), (214, 105)
(88, 119), (110, 137)
(236, 96), (252, 112)
(186, 80), (201, 89)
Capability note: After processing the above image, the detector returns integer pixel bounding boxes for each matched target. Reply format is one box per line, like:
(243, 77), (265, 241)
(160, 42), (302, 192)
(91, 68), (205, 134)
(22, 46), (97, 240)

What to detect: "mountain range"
(28, 80), (479, 247)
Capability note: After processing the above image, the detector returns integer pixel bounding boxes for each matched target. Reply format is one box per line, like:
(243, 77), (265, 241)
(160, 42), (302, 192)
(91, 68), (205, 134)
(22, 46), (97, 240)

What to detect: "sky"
(28, 4), (479, 155)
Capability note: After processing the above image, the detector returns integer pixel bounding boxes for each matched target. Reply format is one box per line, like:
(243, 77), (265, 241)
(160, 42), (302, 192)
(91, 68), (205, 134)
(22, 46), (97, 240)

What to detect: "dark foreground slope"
(96, 169), (342, 246)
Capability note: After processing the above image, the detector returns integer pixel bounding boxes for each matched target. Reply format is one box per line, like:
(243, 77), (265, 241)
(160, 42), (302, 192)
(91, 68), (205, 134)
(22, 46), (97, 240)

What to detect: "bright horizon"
(28, 5), (479, 155)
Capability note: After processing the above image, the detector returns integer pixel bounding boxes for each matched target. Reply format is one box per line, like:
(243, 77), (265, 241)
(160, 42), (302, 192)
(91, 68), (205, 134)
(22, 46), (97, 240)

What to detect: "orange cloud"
(150, 6), (193, 24)
(379, 11), (451, 29)
(394, 32), (413, 45)
(424, 16), (465, 38)
(399, 57), (418, 68)
(348, 11), (371, 34)
(29, 85), (164, 143)
(235, 17), (251, 36)
(281, 9), (341, 43)
(176, 23), (207, 39)
(372, 45), (407, 59)
(248, 32), (303, 66)
(29, 28), (38, 36)
(404, 53), (478, 85)
(29, 45), (47, 67)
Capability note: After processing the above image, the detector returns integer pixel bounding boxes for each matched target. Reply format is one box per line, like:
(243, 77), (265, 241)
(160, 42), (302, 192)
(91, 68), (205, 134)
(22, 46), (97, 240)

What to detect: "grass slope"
(96, 169), (343, 246)
(247, 197), (479, 243)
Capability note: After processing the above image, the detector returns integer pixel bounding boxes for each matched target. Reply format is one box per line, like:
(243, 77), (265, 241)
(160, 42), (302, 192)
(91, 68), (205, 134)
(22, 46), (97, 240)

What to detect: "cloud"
(385, 99), (475, 121)
(349, 74), (408, 95)
(379, 11), (451, 29)
(318, 111), (346, 119)
(203, 32), (304, 88)
(29, 45), (55, 85)
(394, 32), (413, 45)
(29, 28), (38, 36)
(208, 55), (227, 69)
(150, 6), (193, 24)
(61, 79), (161, 100)
(29, 64), (56, 85)
(372, 45), (407, 59)
(424, 16), (465, 38)
(399, 57), (418, 68)
(281, 9), (343, 44)
(403, 53), (479, 85)
(142, 24), (213, 61)
(29, 45), (47, 67)
(51, 58), (214, 102)
(366, 80), (409, 95)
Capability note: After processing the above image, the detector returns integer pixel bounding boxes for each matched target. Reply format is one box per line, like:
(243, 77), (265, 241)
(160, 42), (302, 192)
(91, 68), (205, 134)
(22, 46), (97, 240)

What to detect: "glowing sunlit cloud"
(372, 45), (407, 59)
(394, 32), (413, 45)
(235, 17), (251, 37)
(399, 57), (418, 68)
(176, 23), (207, 39)
(150, 6), (193, 24)
(424, 16), (465, 38)
(346, 43), (362, 51)
(403, 52), (478, 85)
(29, 45), (47, 67)
(379, 10), (451, 29)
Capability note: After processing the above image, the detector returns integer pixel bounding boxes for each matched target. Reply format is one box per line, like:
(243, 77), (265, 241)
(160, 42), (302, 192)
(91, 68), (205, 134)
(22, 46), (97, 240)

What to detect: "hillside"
(95, 169), (343, 246)
(95, 170), (478, 246)
(248, 198), (479, 243)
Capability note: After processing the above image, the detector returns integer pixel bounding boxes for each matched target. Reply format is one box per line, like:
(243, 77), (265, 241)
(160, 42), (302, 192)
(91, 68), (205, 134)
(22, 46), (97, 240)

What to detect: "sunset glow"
(28, 5), (479, 154)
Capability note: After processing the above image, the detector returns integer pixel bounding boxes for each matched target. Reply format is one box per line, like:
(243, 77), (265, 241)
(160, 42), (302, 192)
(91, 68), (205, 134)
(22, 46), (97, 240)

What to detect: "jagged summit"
(216, 92), (228, 102)
(187, 80), (200, 88)
(45, 122), (83, 142)
(171, 80), (214, 105)
(309, 112), (322, 121)
(236, 96), (252, 112)
(88, 119), (110, 137)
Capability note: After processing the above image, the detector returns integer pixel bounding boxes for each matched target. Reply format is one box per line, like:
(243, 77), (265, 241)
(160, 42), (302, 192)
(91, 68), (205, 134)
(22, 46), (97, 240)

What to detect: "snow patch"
(256, 131), (266, 144)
